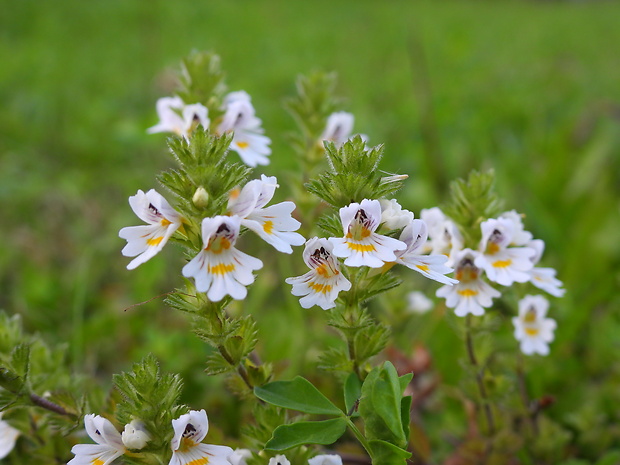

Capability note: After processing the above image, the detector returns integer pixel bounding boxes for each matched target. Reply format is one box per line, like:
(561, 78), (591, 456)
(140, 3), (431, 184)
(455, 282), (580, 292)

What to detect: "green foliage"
(443, 170), (504, 248)
(265, 417), (348, 451)
(306, 137), (405, 208)
(177, 50), (226, 118)
(344, 372), (361, 416)
(113, 354), (186, 454)
(254, 376), (342, 416)
(358, 362), (411, 451)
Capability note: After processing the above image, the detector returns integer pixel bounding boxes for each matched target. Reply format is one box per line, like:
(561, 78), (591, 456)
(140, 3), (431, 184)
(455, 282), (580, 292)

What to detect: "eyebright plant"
(0, 51), (570, 465)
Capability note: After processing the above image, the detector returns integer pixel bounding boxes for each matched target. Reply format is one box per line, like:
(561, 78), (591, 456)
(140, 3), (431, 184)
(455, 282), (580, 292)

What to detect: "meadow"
(1, 1), (619, 464)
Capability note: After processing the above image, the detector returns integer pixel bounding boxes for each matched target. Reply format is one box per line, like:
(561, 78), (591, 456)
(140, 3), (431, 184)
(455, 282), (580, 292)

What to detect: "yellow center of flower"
(237, 141), (249, 149)
(524, 309), (537, 323)
(92, 459), (105, 465)
(161, 218), (172, 227)
(492, 259), (512, 268)
(310, 282), (332, 294)
(455, 266), (478, 283)
(457, 289), (478, 297)
(486, 242), (500, 255)
(263, 220), (274, 234)
(147, 236), (164, 247)
(207, 236), (231, 253)
(208, 263), (235, 275)
(525, 327), (539, 336)
(347, 242), (376, 252)
(417, 264), (430, 272)
(316, 263), (338, 278)
(347, 222), (371, 241)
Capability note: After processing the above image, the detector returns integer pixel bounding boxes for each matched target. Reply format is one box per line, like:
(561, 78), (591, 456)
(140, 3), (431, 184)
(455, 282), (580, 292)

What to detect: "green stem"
(516, 353), (539, 436)
(346, 417), (373, 460)
(465, 315), (496, 436)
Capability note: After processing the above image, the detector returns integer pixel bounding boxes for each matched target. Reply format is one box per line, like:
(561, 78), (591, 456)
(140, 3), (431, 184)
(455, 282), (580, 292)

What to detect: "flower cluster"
(287, 198), (457, 310)
(426, 207), (564, 354)
(149, 90), (271, 167)
(68, 410), (232, 465)
(120, 176), (304, 301)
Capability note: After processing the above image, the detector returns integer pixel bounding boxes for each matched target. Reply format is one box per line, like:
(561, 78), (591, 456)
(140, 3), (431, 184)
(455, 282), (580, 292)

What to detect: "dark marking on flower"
(148, 203), (161, 217)
(183, 423), (197, 438)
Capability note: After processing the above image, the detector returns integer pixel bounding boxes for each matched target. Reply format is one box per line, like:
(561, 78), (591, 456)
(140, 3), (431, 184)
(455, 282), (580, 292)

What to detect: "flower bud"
(121, 420), (151, 450)
(192, 186), (209, 208)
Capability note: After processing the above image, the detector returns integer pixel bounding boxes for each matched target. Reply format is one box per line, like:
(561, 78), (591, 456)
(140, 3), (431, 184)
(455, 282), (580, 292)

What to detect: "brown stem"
(29, 393), (75, 418)
(517, 353), (539, 435)
(465, 315), (496, 436)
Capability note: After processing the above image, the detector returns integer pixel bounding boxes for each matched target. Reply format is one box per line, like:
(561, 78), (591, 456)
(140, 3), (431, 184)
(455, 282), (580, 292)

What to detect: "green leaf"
(10, 343), (30, 379)
(399, 373), (413, 392)
(344, 373), (361, 416)
(265, 418), (347, 451)
(254, 376), (342, 416)
(368, 439), (412, 465)
(359, 362), (407, 448)
(400, 394), (412, 440)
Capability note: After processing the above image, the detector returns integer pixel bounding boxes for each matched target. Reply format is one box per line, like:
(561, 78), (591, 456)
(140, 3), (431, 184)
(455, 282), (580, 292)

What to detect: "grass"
(1, 0), (619, 462)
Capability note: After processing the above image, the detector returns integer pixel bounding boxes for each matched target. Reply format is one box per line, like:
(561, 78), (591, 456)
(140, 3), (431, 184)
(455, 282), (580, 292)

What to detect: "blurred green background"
(1, 0), (619, 461)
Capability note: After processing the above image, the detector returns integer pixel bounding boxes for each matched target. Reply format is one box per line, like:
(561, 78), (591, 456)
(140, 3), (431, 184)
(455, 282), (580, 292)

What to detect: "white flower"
(407, 291), (433, 314)
(330, 199), (407, 268)
(379, 199), (414, 230)
(218, 91), (271, 167)
(121, 420), (151, 450)
(0, 413), (19, 460)
(147, 96), (209, 140)
(228, 448), (252, 465)
(68, 414), (126, 465)
(286, 237), (352, 310)
(268, 455), (291, 465)
(512, 295), (557, 356)
(527, 239), (566, 297)
(321, 111), (355, 147)
(309, 454), (343, 465)
(182, 216), (263, 301)
(395, 219), (458, 285)
(119, 189), (183, 270)
(475, 218), (535, 286)
(436, 249), (501, 317)
(500, 210), (533, 246)
(228, 175), (305, 254)
(420, 207), (463, 265)
(170, 410), (232, 465)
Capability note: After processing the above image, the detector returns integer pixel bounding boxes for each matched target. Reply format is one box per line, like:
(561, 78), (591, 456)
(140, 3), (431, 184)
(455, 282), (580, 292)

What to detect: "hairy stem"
(465, 315), (496, 436)
(29, 393), (76, 418)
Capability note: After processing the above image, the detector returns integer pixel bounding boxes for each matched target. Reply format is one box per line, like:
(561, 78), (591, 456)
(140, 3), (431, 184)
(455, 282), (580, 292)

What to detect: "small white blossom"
(170, 410), (232, 465)
(420, 207), (463, 264)
(68, 414), (126, 465)
(436, 249), (501, 317)
(218, 91), (271, 167)
(321, 111), (355, 147)
(286, 237), (352, 310)
(379, 199), (414, 230)
(395, 219), (458, 285)
(228, 175), (305, 254)
(228, 448), (252, 465)
(407, 291), (433, 314)
(121, 420), (151, 450)
(268, 455), (291, 465)
(330, 199), (407, 268)
(119, 189), (183, 270)
(475, 218), (535, 286)
(0, 413), (19, 460)
(500, 210), (533, 246)
(309, 454), (343, 465)
(527, 239), (565, 297)
(513, 295), (557, 356)
(147, 96), (209, 140)
(182, 216), (263, 301)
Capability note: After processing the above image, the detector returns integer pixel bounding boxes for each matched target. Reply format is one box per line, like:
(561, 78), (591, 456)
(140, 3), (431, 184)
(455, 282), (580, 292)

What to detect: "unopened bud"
(192, 187), (209, 208)
(121, 420), (151, 450)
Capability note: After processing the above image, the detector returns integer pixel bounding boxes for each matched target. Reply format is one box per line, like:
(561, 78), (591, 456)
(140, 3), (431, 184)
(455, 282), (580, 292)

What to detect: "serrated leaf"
(10, 343), (30, 379)
(265, 418), (347, 451)
(254, 376), (342, 416)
